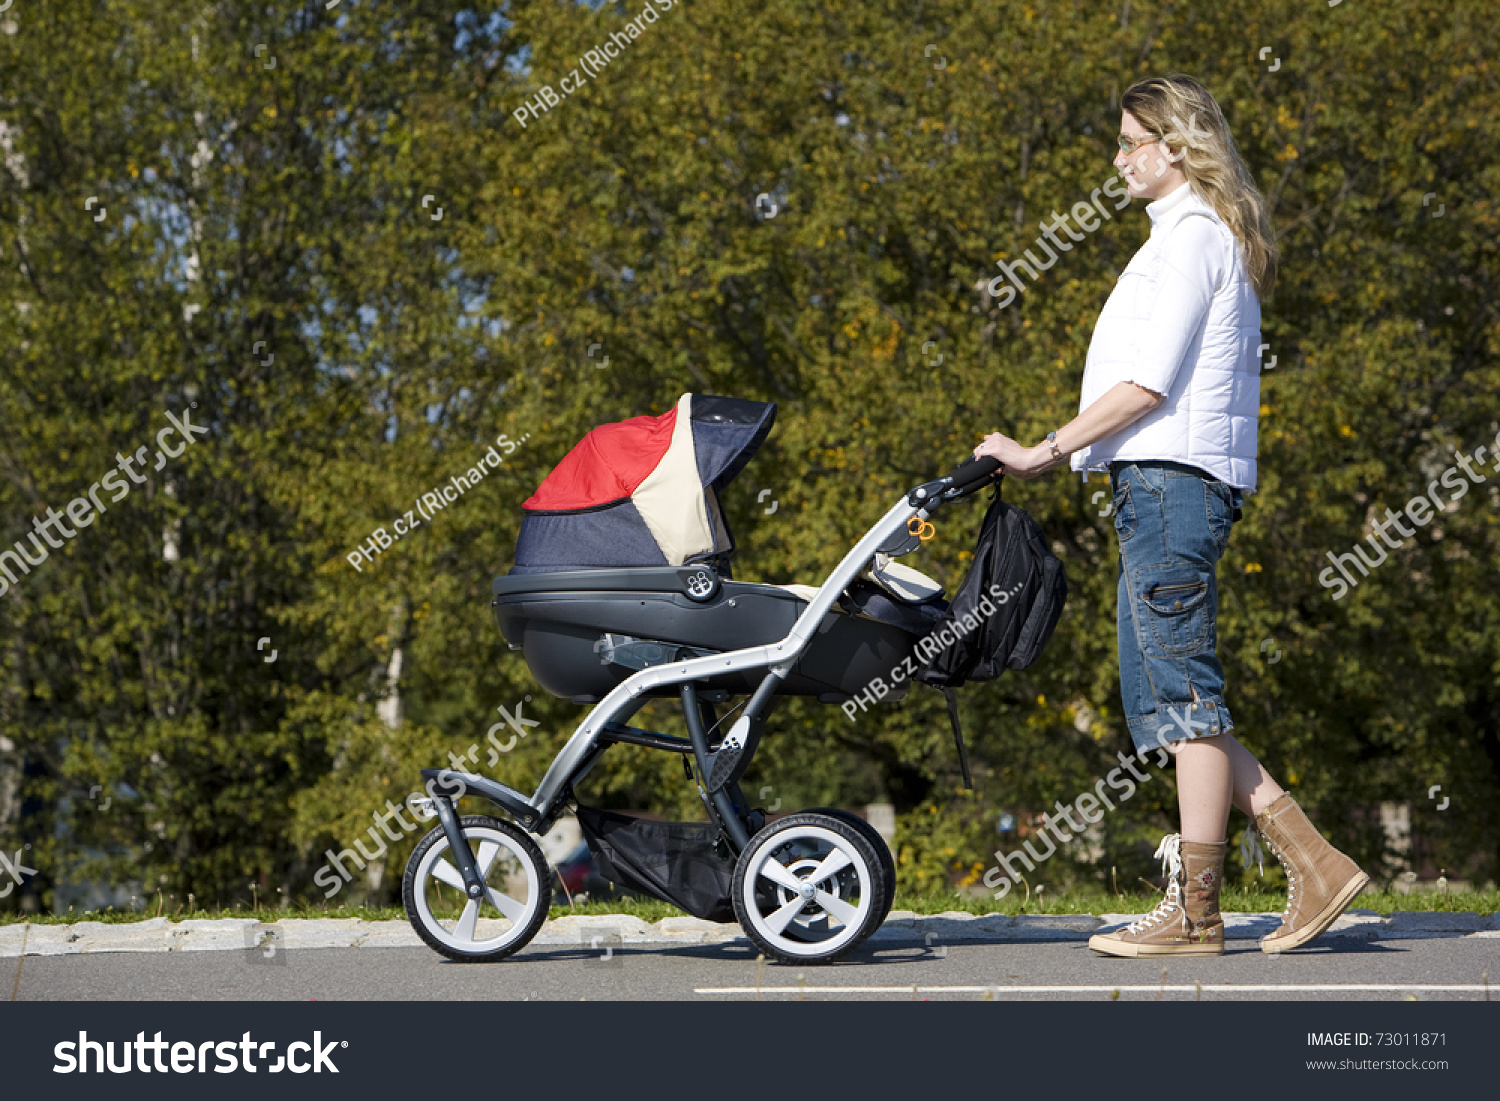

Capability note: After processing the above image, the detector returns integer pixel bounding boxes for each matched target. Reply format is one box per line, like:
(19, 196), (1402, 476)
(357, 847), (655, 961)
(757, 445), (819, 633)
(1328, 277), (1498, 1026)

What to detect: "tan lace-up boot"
(1089, 835), (1225, 958)
(1253, 794), (1369, 953)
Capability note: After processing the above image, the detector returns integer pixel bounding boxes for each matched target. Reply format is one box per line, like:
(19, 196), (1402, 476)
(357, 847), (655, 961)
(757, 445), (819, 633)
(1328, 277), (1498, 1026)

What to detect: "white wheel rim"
(740, 824), (873, 958)
(412, 826), (542, 955)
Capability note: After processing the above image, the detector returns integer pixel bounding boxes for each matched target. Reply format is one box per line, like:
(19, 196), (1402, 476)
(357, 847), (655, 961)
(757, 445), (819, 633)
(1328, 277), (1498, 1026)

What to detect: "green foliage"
(0, 1), (1496, 912)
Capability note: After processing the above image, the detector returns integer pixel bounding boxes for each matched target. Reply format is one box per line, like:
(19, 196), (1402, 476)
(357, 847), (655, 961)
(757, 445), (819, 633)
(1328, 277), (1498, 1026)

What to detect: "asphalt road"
(12, 929), (1497, 1002)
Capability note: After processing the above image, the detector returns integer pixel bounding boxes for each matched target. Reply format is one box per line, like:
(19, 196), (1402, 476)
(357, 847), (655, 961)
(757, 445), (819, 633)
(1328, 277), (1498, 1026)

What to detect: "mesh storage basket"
(575, 805), (736, 922)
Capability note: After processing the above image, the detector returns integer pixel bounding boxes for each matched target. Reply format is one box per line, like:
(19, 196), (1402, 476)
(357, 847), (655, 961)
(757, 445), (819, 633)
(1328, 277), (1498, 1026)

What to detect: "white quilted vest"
(1070, 183), (1263, 491)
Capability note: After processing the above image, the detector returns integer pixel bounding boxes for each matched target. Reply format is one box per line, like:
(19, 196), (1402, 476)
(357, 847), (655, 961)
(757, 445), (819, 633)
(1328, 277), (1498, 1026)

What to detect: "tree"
(2, 0), (1495, 910)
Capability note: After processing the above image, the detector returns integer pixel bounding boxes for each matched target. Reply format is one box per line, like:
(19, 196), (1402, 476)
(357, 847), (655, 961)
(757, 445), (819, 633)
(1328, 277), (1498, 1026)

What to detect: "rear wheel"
(804, 807), (896, 928)
(403, 815), (552, 962)
(732, 812), (885, 964)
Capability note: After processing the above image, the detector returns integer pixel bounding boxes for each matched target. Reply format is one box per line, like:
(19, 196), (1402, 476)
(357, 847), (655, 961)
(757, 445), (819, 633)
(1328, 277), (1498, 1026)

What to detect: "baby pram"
(401, 394), (999, 964)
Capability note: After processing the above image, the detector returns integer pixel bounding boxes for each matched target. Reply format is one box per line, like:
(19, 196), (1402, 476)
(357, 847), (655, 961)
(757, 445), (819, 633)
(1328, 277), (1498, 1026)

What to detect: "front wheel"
(402, 815), (552, 962)
(732, 812), (885, 964)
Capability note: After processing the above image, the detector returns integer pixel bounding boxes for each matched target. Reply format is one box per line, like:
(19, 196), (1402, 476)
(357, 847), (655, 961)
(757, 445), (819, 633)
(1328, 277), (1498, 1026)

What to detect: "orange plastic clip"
(907, 517), (936, 541)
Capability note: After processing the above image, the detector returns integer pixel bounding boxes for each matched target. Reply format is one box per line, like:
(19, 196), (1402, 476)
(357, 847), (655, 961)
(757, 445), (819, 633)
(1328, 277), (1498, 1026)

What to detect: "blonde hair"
(1122, 75), (1278, 301)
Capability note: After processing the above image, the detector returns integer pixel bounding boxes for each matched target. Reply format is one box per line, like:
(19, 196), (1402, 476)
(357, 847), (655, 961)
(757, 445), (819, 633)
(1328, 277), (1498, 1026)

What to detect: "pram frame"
(419, 459), (997, 870)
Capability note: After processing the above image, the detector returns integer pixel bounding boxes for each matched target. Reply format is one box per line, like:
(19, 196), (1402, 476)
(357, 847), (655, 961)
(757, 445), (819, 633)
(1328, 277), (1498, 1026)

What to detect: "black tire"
(803, 807), (896, 928)
(402, 814), (552, 962)
(732, 812), (884, 965)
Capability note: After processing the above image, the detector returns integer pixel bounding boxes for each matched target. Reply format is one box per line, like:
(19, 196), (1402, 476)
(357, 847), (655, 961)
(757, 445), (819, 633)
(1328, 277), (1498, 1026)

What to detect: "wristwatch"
(1045, 431), (1063, 461)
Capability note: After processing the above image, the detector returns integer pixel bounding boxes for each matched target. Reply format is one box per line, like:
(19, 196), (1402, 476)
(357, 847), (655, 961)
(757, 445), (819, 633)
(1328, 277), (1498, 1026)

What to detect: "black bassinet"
(492, 394), (947, 703)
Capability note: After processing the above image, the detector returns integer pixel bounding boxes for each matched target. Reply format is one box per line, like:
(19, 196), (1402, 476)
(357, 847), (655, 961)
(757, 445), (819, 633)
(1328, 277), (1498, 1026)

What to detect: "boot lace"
(1126, 834), (1184, 934)
(1258, 829), (1297, 923)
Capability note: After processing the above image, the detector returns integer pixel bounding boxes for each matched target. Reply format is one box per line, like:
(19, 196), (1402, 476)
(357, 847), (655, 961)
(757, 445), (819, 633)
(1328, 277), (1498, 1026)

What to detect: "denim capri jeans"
(1109, 460), (1244, 754)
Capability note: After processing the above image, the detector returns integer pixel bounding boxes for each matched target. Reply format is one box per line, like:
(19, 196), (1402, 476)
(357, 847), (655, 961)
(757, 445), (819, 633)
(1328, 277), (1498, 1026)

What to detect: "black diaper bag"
(914, 480), (1068, 784)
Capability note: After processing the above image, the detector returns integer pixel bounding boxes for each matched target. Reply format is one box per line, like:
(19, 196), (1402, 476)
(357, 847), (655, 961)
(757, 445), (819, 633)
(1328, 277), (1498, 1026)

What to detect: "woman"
(975, 75), (1368, 957)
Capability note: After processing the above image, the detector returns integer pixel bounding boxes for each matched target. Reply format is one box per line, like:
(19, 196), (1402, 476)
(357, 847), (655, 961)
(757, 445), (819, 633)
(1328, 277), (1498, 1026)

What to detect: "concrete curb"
(2, 909), (1496, 957)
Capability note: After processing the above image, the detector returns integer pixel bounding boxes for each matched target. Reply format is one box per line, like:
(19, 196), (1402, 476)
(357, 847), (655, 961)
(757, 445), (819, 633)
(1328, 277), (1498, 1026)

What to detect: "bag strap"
(942, 686), (973, 790)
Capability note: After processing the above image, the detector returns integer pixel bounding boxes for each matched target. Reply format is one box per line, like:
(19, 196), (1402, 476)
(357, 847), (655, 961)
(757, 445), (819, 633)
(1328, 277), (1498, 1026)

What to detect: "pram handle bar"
(908, 454), (1001, 507)
(944, 454), (1002, 497)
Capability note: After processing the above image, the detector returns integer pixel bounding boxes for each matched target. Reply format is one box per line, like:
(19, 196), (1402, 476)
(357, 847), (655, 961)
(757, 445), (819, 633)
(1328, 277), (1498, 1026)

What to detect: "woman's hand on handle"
(973, 432), (1055, 480)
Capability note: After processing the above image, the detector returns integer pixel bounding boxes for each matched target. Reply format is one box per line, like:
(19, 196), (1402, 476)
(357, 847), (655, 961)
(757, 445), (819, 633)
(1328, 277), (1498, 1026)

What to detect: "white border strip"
(696, 984), (1494, 995)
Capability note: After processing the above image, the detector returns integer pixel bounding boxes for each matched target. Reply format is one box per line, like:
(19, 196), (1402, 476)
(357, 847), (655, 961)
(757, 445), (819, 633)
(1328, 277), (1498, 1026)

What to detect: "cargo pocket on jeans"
(1140, 569), (1212, 656)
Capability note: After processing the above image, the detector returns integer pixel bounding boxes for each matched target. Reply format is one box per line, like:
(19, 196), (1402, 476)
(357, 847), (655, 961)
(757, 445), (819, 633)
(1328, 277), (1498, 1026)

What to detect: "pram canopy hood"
(512, 393), (775, 575)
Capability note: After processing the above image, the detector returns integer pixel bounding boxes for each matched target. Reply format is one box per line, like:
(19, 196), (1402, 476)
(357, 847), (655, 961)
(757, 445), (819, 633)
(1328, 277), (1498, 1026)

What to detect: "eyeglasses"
(1117, 132), (1161, 154)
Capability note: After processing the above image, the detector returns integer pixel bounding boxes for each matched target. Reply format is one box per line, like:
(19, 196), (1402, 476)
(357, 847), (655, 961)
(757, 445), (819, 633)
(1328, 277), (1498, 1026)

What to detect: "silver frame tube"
(524, 493), (925, 817)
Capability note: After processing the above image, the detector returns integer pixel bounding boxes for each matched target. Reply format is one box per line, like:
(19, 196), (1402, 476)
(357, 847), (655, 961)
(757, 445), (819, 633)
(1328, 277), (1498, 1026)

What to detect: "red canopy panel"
(522, 404), (679, 512)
